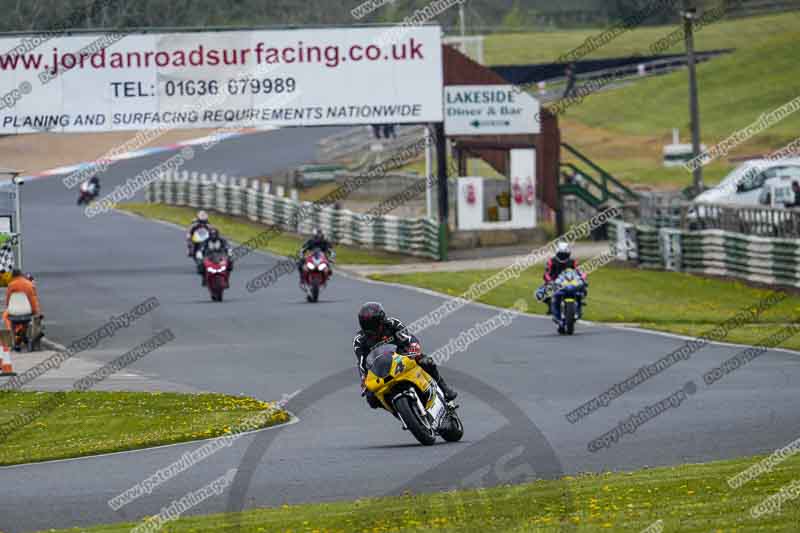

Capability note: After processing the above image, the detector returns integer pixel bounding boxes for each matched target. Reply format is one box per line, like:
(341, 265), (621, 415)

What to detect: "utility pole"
(1, 169), (23, 270)
(682, 0), (704, 194)
(434, 123), (449, 261)
(14, 175), (22, 270)
(459, 3), (466, 37)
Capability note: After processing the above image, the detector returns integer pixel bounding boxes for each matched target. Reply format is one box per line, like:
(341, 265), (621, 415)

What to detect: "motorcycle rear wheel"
(439, 410), (464, 442)
(394, 396), (436, 446)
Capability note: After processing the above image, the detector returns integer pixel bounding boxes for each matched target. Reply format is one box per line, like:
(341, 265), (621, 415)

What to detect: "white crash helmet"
(555, 241), (571, 262)
(197, 210), (209, 222)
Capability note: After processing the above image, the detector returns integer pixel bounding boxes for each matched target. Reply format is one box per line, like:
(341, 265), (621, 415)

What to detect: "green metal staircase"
(559, 142), (638, 209)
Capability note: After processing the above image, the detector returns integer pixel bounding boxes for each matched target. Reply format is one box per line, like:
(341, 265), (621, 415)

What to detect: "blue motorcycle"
(549, 269), (586, 335)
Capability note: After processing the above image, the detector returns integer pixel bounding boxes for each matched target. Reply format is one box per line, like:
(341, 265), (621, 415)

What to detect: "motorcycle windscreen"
(366, 344), (396, 378)
(192, 228), (210, 243)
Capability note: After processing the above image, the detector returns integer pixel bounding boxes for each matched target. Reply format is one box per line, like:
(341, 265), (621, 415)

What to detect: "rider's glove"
(360, 376), (367, 396)
(418, 356), (434, 367)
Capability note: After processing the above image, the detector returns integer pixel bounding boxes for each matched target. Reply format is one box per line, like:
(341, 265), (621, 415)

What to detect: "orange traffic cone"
(0, 343), (16, 376)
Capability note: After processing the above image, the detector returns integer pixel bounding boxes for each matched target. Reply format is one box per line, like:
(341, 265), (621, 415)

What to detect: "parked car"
(688, 158), (800, 235)
(692, 158), (800, 207)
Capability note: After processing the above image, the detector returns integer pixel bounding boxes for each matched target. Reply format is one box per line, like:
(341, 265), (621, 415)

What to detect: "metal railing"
(682, 202), (800, 237)
(621, 196), (800, 238)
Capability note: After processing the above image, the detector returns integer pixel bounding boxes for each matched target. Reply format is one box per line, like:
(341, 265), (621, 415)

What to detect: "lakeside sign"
(0, 27), (443, 133)
(444, 85), (540, 136)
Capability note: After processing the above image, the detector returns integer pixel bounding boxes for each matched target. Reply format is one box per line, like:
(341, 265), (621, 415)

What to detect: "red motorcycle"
(203, 252), (230, 302)
(301, 249), (332, 303)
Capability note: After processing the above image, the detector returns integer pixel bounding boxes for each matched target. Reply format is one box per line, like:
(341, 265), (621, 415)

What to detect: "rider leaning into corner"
(87, 175), (100, 194)
(353, 302), (457, 409)
(186, 210), (211, 256)
(536, 241), (587, 314)
(297, 228), (335, 277)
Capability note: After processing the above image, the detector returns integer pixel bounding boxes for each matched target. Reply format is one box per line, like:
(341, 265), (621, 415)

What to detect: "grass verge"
(484, 12), (800, 65)
(371, 264), (800, 350)
(568, 31), (800, 144)
(0, 391), (289, 466)
(41, 451), (800, 531)
(486, 13), (800, 190)
(118, 202), (412, 265)
(560, 29), (800, 190)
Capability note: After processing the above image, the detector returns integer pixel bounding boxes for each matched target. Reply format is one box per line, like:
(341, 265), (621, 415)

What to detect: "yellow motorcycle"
(364, 344), (463, 446)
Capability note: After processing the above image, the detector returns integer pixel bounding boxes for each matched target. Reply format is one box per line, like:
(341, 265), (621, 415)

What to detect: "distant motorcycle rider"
(298, 228), (335, 279)
(201, 228), (232, 260)
(301, 228), (333, 256)
(200, 228), (233, 285)
(536, 241), (587, 313)
(77, 176), (100, 205)
(353, 302), (457, 409)
(86, 176), (100, 195)
(186, 210), (211, 257)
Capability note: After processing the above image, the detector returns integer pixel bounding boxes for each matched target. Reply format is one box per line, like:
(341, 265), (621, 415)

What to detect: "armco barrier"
(611, 219), (800, 288)
(145, 170), (440, 260)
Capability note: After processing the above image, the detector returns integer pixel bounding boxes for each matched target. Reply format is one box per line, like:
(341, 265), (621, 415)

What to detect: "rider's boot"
(437, 375), (458, 402)
(420, 358), (458, 402)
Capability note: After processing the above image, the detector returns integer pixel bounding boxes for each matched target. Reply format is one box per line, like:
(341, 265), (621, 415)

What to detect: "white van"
(687, 158), (800, 235)
(693, 158), (800, 207)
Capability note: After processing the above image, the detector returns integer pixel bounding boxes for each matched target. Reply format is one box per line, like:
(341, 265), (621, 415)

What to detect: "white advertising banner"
(0, 27), (443, 133)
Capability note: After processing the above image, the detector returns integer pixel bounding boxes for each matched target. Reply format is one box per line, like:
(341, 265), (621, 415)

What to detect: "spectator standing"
(563, 63), (576, 98)
(382, 124), (397, 139)
(791, 181), (800, 207)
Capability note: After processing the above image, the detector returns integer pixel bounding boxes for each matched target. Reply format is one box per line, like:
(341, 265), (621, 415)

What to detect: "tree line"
(0, 0), (789, 34)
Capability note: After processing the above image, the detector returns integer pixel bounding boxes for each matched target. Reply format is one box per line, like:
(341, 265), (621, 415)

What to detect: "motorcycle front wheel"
(394, 395), (436, 446)
(564, 301), (576, 335)
(310, 282), (320, 302)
